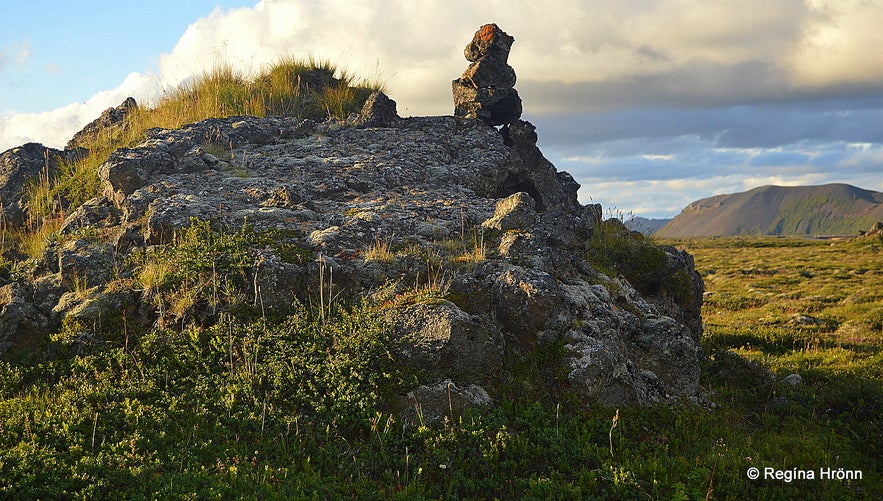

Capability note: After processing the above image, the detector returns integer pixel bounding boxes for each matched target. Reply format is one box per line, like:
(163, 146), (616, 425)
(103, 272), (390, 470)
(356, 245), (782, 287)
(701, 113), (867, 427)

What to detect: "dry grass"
(1, 57), (384, 264)
(363, 239), (394, 263)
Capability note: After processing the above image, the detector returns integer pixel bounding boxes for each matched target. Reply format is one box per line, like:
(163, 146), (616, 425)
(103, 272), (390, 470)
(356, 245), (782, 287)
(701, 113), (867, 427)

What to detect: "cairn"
(452, 24), (522, 126)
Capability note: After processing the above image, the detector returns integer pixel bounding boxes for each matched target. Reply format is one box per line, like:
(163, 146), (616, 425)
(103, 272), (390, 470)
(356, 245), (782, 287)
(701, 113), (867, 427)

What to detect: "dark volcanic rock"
(67, 97), (138, 150)
(357, 91), (399, 127)
(0, 282), (49, 356)
(0, 143), (70, 226)
(464, 23), (514, 62)
(453, 24), (523, 126)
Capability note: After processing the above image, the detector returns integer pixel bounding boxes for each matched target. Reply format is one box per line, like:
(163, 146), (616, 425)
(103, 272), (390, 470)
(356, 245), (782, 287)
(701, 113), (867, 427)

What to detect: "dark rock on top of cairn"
(453, 24), (522, 126)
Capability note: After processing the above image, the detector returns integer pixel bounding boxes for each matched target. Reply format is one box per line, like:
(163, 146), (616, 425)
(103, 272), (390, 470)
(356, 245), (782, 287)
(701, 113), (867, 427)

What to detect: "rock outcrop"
(0, 91), (704, 408)
(860, 221), (883, 238)
(0, 143), (74, 227)
(453, 24), (522, 126)
(67, 97), (138, 150)
(0, 98), (136, 228)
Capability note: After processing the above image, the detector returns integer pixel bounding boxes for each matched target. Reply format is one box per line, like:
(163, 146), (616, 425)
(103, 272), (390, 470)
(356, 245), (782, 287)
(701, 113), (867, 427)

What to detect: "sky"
(2, 0), (882, 219)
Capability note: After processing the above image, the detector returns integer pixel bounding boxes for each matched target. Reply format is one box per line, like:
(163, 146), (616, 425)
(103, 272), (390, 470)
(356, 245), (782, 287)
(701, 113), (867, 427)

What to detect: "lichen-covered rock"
(67, 97), (138, 150)
(57, 238), (117, 289)
(387, 301), (503, 380)
(59, 197), (123, 235)
(1, 106), (706, 407)
(0, 143), (73, 226)
(357, 91), (399, 127)
(399, 379), (493, 425)
(0, 282), (49, 356)
(493, 267), (561, 346)
(481, 191), (537, 232)
(252, 249), (304, 310)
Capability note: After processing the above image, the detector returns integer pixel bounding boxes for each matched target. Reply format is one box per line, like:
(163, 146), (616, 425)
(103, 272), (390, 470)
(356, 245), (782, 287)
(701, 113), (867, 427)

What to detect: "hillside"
(659, 183), (883, 237)
(0, 87), (714, 496)
(0, 53), (877, 496)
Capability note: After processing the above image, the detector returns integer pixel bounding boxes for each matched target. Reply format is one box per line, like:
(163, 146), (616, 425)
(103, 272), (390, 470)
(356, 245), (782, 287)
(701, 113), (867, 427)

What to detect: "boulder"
(252, 249), (304, 311)
(67, 97), (138, 150)
(481, 191), (537, 232)
(357, 91), (399, 127)
(493, 267), (561, 346)
(0, 143), (69, 226)
(387, 301), (503, 380)
(399, 379), (493, 425)
(0, 282), (49, 356)
(464, 23), (514, 62)
(57, 238), (118, 289)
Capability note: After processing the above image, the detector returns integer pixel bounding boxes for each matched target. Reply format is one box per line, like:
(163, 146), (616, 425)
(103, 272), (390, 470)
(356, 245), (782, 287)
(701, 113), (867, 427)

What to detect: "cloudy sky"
(2, 0), (882, 218)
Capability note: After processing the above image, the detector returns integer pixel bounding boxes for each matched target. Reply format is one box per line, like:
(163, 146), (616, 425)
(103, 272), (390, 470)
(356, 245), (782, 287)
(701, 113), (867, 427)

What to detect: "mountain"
(625, 216), (672, 235)
(659, 184), (883, 237)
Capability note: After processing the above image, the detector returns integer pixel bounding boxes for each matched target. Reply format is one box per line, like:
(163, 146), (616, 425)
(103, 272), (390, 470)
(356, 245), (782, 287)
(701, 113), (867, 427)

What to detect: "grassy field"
(1, 227), (879, 499)
(674, 235), (882, 499)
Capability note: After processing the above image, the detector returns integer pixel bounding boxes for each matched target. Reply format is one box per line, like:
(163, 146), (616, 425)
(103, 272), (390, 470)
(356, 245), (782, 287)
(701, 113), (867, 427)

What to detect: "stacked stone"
(452, 24), (522, 126)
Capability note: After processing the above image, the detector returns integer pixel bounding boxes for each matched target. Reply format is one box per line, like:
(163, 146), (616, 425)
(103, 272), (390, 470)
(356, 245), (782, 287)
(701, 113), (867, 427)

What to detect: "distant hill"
(658, 184), (883, 237)
(624, 217), (672, 235)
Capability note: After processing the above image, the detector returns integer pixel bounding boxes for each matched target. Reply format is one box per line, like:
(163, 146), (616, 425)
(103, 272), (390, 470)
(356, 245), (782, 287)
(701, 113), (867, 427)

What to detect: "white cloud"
(787, 0), (883, 88)
(0, 40), (31, 69)
(0, 71), (161, 150)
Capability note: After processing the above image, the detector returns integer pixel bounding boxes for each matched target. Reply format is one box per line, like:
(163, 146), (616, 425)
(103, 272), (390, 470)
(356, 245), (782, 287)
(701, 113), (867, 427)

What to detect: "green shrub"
(587, 219), (678, 300)
(131, 218), (312, 326)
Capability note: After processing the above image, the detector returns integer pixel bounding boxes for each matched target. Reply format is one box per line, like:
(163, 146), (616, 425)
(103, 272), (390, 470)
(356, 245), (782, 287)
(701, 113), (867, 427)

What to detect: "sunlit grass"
(670, 235), (883, 382)
(362, 239), (394, 263)
(2, 57), (384, 263)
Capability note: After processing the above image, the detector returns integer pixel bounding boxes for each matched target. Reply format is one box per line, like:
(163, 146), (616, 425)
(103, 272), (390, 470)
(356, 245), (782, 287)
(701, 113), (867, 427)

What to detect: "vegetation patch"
(131, 218), (311, 326)
(588, 219), (693, 305)
(1, 236), (879, 498)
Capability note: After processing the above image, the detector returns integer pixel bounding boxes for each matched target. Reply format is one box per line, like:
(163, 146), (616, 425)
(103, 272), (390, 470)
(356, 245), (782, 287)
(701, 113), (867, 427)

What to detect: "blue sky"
(0, 1), (252, 113)
(2, 0), (882, 218)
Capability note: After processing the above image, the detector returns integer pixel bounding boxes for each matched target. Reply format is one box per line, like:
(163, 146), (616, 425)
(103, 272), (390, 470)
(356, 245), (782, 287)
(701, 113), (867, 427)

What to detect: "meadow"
(672, 235), (882, 499)
(0, 57), (879, 498)
(1, 228), (879, 499)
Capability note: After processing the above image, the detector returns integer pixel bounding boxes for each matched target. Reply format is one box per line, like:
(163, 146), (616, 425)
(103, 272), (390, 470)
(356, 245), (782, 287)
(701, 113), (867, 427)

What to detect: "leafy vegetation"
(588, 218), (694, 305)
(2, 224), (880, 498)
(129, 219), (311, 328)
